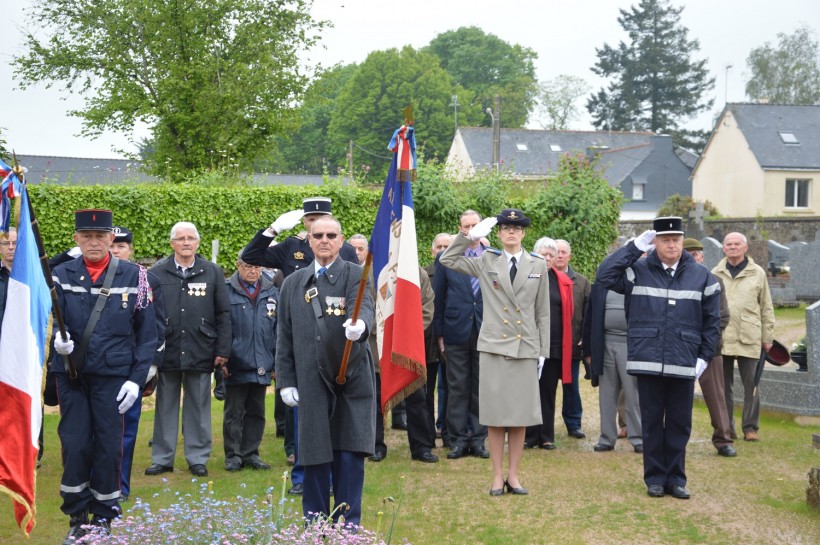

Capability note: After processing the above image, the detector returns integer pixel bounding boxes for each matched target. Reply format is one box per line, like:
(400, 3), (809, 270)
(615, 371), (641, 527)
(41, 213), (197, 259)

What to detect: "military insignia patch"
(294, 252), (305, 260)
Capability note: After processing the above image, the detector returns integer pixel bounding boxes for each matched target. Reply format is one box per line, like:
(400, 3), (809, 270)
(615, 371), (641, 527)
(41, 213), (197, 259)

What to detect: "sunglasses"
(311, 232), (339, 240)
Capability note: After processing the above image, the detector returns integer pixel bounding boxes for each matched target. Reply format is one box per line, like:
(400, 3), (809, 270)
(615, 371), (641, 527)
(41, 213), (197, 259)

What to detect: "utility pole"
(348, 140), (354, 180)
(450, 94), (460, 132)
(492, 96), (501, 169)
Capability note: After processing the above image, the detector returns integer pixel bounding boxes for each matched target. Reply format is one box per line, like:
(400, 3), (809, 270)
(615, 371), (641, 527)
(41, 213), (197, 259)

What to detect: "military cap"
(113, 226), (133, 243)
(682, 238), (703, 251)
(495, 208), (531, 228)
(75, 209), (113, 232)
(303, 197), (332, 216)
(652, 216), (684, 235)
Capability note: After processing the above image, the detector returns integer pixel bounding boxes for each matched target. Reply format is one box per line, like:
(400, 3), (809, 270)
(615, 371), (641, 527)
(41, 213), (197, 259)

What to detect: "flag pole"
(336, 251), (373, 385)
(11, 154), (77, 378)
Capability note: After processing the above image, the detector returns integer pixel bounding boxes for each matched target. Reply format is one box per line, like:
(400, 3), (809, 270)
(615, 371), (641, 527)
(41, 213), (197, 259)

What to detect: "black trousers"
(444, 329), (486, 449)
(405, 383), (435, 456)
(636, 374), (694, 488)
(223, 383), (267, 464)
(526, 357), (562, 445)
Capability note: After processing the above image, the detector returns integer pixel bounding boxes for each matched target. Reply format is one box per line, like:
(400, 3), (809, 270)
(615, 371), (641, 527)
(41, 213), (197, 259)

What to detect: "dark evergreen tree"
(587, 0), (714, 139)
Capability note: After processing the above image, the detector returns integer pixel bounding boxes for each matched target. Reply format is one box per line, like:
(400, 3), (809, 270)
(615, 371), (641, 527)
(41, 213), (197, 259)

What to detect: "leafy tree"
(587, 0), (714, 137)
(13, 0), (324, 179)
(657, 194), (719, 218)
(524, 153), (623, 278)
(266, 64), (359, 175)
(745, 24), (820, 104)
(327, 46), (481, 178)
(533, 75), (590, 130)
(424, 26), (539, 128)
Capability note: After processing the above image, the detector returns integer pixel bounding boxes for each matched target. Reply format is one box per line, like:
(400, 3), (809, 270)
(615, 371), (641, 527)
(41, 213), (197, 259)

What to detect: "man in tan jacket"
(712, 232), (775, 442)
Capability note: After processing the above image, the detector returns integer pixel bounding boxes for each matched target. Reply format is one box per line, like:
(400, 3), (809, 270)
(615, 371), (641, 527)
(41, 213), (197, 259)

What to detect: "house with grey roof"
(15, 154), (349, 186)
(692, 103), (820, 217)
(446, 127), (696, 220)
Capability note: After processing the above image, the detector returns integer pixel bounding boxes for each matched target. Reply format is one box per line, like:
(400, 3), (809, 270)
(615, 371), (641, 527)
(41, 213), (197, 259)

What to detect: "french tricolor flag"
(0, 182), (51, 536)
(370, 125), (425, 414)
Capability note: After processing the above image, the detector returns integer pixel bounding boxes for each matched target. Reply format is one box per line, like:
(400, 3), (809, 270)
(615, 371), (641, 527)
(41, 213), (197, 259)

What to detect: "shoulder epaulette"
(529, 251), (540, 258)
(486, 248), (502, 255)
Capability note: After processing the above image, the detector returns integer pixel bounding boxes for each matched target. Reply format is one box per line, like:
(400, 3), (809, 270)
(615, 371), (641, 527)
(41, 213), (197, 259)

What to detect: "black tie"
(665, 267), (674, 278)
(510, 256), (517, 283)
(177, 265), (187, 278)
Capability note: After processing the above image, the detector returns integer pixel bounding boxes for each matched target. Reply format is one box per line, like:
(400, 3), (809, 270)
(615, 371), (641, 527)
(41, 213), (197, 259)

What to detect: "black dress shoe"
(593, 444), (614, 452)
(539, 442), (556, 450)
(471, 446), (490, 458)
(288, 483), (303, 495)
(63, 511), (88, 545)
(145, 463), (173, 475)
(489, 486), (505, 496)
(633, 444), (644, 453)
(666, 485), (690, 499)
(523, 440), (538, 449)
(245, 459), (271, 470)
(368, 450), (386, 462)
(189, 464), (208, 477)
(447, 446), (469, 459)
(412, 450), (439, 463)
(717, 445), (737, 457)
(504, 480), (528, 495)
(224, 460), (242, 472)
(568, 429), (586, 439)
(647, 484), (665, 497)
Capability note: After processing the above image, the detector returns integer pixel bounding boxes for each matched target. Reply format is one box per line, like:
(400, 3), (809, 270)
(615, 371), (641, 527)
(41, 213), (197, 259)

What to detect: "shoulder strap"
(70, 256), (120, 373)
(305, 274), (342, 369)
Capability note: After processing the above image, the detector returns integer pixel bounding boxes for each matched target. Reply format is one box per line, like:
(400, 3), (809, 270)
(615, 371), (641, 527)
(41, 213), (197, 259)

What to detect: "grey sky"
(1, 0), (817, 159)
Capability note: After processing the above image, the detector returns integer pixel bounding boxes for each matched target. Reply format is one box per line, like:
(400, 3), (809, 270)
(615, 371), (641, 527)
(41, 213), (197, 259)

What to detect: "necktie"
(665, 267), (674, 278)
(317, 266), (327, 278)
(510, 256), (518, 283)
(466, 249), (480, 298)
(177, 265), (187, 278)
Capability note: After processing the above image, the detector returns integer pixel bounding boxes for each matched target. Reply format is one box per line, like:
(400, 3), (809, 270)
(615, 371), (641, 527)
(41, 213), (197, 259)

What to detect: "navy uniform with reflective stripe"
(596, 242), (720, 491)
(52, 255), (157, 519)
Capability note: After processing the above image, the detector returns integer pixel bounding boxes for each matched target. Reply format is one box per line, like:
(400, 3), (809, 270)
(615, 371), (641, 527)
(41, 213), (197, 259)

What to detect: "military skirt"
(478, 353), (542, 427)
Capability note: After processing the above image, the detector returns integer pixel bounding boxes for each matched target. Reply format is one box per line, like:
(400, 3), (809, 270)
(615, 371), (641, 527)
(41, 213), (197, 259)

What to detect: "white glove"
(537, 356), (545, 380)
(117, 381), (140, 414)
(54, 333), (74, 356)
(343, 318), (366, 341)
(281, 387), (299, 407)
(270, 209), (305, 234)
(468, 217), (498, 241)
(634, 230), (656, 252)
(146, 364), (158, 384)
(695, 358), (708, 380)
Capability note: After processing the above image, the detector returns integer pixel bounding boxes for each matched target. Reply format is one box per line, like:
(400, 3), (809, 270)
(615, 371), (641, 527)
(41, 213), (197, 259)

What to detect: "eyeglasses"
(499, 225), (523, 232)
(0, 241), (16, 247)
(172, 237), (199, 243)
(311, 232), (339, 240)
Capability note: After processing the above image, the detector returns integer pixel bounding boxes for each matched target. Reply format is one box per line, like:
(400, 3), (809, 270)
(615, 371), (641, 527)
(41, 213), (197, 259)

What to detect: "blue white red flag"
(369, 129), (425, 414)
(0, 158), (22, 233)
(0, 181), (51, 536)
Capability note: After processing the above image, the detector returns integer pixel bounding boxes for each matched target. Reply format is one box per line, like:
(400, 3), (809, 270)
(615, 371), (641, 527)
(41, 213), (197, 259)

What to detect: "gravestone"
(701, 237), (723, 271)
(724, 300), (820, 416)
(789, 241), (820, 301)
(767, 240), (790, 272)
(748, 240), (769, 270)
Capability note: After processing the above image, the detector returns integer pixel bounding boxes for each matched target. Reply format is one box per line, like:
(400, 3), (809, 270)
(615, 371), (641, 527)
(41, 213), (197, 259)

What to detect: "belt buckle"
(99, 287), (111, 297)
(305, 287), (318, 303)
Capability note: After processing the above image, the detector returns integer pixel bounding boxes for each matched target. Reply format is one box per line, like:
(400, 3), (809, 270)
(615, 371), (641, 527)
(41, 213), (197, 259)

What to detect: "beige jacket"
(712, 256), (775, 359)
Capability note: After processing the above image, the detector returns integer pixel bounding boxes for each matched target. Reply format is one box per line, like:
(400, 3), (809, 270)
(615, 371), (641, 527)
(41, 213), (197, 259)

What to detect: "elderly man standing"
(596, 217), (720, 499)
(51, 210), (157, 542)
(146, 222), (231, 478)
(276, 215), (375, 525)
(712, 232), (775, 442)
(222, 252), (278, 472)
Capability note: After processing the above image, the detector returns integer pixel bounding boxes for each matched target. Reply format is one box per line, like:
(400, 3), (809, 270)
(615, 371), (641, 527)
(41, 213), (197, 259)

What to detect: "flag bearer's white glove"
(54, 333), (74, 356)
(281, 387), (299, 407)
(117, 381), (140, 414)
(343, 319), (366, 341)
(695, 358), (708, 380)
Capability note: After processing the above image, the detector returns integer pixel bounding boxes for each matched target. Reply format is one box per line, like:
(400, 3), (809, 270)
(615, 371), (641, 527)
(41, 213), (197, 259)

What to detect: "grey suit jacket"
(440, 234), (550, 359)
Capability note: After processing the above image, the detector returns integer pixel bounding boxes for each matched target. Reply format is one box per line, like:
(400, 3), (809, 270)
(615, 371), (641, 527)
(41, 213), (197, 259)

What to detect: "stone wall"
(619, 217), (820, 243)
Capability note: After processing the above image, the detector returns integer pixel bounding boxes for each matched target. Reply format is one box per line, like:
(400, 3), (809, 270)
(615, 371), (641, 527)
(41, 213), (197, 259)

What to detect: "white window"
(632, 182), (645, 201)
(515, 142), (529, 151)
(549, 144), (562, 152)
(785, 179), (810, 208)
(778, 131), (799, 145)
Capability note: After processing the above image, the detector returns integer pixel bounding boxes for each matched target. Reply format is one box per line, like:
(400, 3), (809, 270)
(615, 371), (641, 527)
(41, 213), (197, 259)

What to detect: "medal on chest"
(325, 296), (347, 316)
(188, 282), (207, 297)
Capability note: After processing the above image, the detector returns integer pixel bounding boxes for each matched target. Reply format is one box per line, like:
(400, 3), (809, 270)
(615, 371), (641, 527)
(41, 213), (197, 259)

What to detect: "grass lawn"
(1, 306), (817, 544)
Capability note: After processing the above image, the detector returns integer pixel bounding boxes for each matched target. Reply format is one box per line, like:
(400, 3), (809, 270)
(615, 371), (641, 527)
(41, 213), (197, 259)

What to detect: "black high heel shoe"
(489, 485), (505, 496)
(504, 480), (528, 495)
